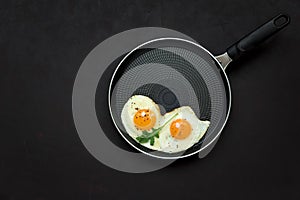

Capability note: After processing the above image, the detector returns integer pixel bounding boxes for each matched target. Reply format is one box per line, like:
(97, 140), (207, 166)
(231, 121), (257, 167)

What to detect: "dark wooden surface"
(1, 0), (300, 199)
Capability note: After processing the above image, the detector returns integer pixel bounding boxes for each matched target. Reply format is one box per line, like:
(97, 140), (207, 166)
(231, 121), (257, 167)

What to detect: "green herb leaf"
(135, 113), (178, 146)
(142, 130), (150, 136)
(150, 137), (155, 145)
(136, 136), (149, 143)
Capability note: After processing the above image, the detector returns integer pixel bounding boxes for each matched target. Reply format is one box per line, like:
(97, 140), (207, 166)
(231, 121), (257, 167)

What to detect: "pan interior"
(109, 38), (230, 158)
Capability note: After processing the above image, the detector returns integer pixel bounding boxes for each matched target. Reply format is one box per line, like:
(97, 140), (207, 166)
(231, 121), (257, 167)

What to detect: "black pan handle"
(227, 14), (290, 60)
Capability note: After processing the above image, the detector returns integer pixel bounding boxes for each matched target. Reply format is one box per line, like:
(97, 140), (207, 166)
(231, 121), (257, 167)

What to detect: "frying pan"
(108, 14), (290, 159)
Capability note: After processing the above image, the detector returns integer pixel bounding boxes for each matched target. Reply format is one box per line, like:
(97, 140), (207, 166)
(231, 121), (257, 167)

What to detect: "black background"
(1, 0), (300, 199)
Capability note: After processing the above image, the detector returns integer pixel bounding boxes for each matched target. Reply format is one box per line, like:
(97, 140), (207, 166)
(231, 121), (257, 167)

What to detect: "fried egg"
(121, 95), (162, 149)
(121, 95), (210, 153)
(159, 106), (210, 153)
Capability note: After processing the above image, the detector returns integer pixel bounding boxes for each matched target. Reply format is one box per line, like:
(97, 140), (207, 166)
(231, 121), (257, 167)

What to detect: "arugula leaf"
(136, 136), (149, 143)
(142, 130), (150, 136)
(150, 137), (155, 145)
(135, 113), (178, 146)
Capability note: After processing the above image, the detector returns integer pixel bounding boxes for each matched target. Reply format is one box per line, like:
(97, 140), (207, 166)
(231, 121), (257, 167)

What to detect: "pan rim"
(108, 37), (232, 159)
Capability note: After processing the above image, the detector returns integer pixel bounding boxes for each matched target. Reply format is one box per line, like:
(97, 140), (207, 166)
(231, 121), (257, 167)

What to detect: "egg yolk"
(133, 109), (156, 130)
(170, 119), (192, 139)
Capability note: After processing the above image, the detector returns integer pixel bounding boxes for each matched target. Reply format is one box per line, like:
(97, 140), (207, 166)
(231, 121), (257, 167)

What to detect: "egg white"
(159, 106), (210, 153)
(121, 95), (162, 150)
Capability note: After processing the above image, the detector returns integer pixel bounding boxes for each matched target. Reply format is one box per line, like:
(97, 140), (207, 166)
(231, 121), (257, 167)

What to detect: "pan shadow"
(95, 54), (139, 152)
